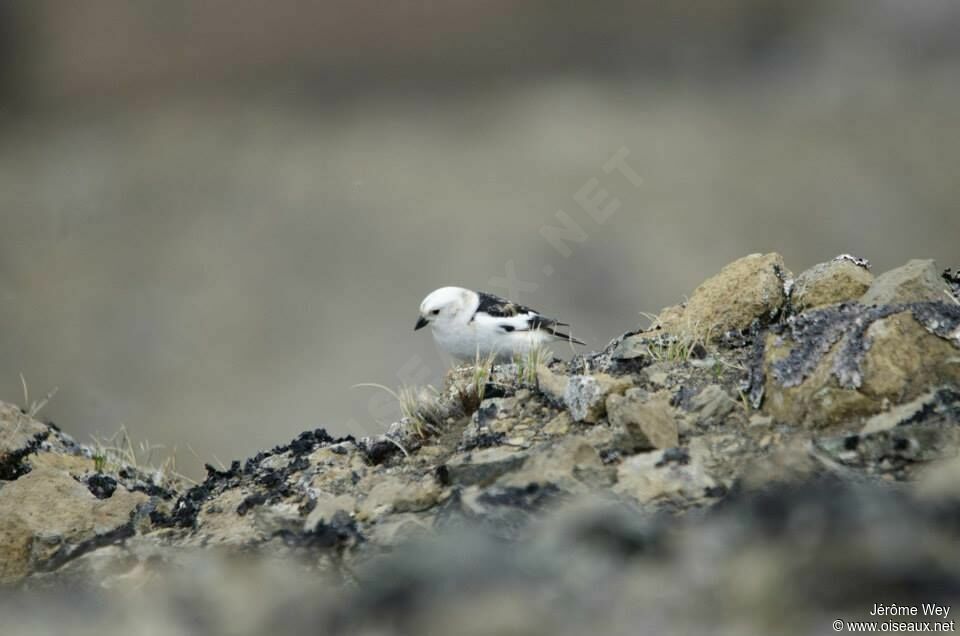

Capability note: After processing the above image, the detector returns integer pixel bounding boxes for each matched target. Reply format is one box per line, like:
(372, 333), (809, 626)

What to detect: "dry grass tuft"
(89, 424), (195, 485)
(18, 373), (58, 418)
(642, 320), (715, 363)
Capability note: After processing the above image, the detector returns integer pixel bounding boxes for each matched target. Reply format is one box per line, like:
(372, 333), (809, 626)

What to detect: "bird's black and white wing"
(471, 291), (585, 345)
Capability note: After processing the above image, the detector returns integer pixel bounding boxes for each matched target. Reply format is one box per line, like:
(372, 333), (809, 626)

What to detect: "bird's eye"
(430, 309), (440, 316)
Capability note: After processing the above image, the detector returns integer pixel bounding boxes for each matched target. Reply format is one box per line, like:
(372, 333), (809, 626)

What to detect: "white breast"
(431, 317), (553, 361)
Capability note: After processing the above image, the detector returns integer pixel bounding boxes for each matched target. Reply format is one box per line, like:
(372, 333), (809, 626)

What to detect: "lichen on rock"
(757, 301), (960, 429)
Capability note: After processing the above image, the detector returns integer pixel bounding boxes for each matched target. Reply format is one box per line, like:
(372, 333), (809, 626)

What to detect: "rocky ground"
(2, 253), (959, 635)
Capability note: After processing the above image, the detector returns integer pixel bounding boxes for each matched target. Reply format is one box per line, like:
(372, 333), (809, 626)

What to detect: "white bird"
(414, 286), (585, 361)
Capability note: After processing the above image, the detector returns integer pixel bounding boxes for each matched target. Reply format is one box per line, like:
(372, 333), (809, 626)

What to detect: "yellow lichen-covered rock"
(792, 258), (873, 310)
(0, 466), (147, 584)
(663, 252), (791, 337)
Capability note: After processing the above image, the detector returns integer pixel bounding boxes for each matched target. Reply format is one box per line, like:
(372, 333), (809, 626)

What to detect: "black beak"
(414, 316), (429, 331)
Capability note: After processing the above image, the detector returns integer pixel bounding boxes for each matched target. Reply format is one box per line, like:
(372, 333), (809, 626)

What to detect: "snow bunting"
(414, 286), (585, 361)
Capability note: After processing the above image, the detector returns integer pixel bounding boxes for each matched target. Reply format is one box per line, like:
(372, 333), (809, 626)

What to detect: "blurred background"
(1, 1), (958, 478)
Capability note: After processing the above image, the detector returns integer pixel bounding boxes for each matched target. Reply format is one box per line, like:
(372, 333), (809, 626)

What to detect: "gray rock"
(446, 447), (529, 486)
(688, 384), (738, 424)
(861, 259), (951, 305)
(564, 376), (604, 422)
(563, 374), (630, 423)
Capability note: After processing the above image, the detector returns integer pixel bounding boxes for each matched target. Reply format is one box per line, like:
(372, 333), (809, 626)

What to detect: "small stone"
(643, 363), (672, 388)
(688, 385), (738, 424)
(490, 418), (518, 434)
(542, 412), (572, 436)
(606, 390), (679, 452)
(563, 374), (632, 423)
(748, 414), (774, 427)
(357, 477), (440, 519)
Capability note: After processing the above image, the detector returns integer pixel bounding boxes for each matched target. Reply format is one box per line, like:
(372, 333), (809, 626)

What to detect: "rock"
(304, 493), (357, 532)
(365, 513), (432, 546)
(861, 259), (952, 305)
(860, 389), (947, 435)
(860, 311), (960, 397)
(445, 446), (528, 487)
(563, 374), (632, 423)
(666, 252), (791, 337)
(459, 482), (566, 537)
(535, 364), (568, 403)
(945, 268), (960, 300)
(606, 390), (679, 452)
(499, 438), (612, 492)
(308, 445), (369, 493)
(643, 364), (671, 388)
(809, 387), (960, 481)
(688, 385), (739, 425)
(542, 412), (572, 436)
(358, 476), (442, 519)
(614, 447), (718, 505)
(792, 257), (873, 310)
(253, 502), (305, 537)
(736, 438), (820, 492)
(762, 305), (960, 429)
(816, 419), (960, 480)
(0, 403), (51, 479)
(748, 414), (773, 427)
(192, 488), (265, 546)
(0, 466), (147, 584)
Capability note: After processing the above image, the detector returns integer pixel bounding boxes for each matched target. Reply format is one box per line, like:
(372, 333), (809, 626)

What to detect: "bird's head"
(415, 286), (474, 331)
